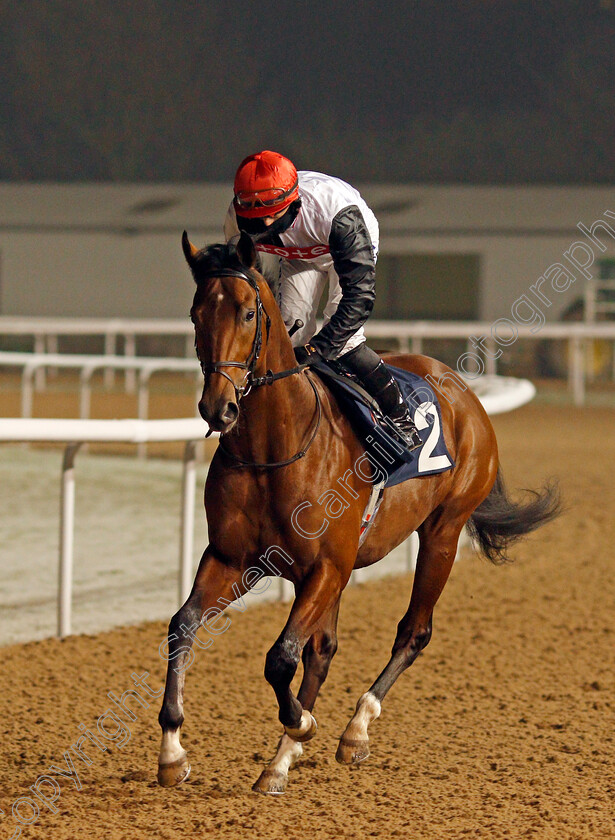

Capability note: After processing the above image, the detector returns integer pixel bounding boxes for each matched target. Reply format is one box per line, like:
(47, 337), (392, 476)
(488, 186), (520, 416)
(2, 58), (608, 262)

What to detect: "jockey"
(224, 150), (422, 451)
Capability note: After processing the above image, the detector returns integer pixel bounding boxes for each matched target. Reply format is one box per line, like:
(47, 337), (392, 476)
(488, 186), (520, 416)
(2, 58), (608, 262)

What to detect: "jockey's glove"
(294, 343), (321, 365)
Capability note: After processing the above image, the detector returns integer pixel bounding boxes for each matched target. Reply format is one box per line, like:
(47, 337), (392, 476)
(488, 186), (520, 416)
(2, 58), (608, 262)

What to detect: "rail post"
(570, 335), (585, 406)
(33, 333), (46, 390)
(137, 368), (153, 458)
(104, 331), (117, 389)
(124, 332), (137, 394)
(179, 440), (197, 605)
(58, 442), (82, 638)
(406, 531), (419, 571)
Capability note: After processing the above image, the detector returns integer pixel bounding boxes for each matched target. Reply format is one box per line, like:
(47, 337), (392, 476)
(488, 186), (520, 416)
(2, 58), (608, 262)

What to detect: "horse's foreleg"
(253, 601), (340, 794)
(337, 516), (464, 766)
(157, 548), (245, 787)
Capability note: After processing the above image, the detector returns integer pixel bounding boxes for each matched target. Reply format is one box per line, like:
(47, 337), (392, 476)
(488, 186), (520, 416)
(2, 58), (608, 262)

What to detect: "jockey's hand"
(294, 343), (321, 365)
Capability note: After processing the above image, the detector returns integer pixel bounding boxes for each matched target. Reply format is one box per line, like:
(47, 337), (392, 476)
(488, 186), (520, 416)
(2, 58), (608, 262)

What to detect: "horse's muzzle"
(199, 397), (239, 433)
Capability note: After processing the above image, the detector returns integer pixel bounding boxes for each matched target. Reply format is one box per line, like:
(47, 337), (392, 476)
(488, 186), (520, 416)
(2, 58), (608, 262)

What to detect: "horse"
(157, 231), (560, 794)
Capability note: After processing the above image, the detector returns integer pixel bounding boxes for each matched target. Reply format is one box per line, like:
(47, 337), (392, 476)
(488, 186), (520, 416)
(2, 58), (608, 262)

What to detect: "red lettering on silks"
(256, 244), (330, 259)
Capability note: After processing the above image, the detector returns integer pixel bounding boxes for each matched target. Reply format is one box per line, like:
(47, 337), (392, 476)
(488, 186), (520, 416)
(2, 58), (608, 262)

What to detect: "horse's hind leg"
(157, 548), (245, 787)
(264, 563), (346, 737)
(252, 601), (340, 794)
(337, 513), (465, 766)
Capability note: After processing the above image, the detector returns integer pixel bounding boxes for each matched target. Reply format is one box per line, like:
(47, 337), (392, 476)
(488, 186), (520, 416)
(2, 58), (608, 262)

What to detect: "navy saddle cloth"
(310, 359), (455, 488)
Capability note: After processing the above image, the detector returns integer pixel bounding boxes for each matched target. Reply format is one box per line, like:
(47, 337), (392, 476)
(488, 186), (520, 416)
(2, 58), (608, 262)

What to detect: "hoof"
(252, 769), (288, 795)
(157, 753), (191, 787)
(335, 736), (370, 765)
(285, 712), (317, 743)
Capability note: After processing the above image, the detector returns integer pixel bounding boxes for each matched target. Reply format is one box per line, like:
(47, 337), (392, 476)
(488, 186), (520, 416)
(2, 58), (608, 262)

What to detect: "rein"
(196, 266), (322, 469)
(218, 373), (322, 469)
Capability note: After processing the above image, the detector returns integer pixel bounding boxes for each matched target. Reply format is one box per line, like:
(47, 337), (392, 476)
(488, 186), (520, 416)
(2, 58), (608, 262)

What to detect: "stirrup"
(387, 413), (423, 452)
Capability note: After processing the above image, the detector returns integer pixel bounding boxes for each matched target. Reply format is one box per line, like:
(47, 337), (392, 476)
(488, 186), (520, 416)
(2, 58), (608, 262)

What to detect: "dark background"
(1, 0), (614, 183)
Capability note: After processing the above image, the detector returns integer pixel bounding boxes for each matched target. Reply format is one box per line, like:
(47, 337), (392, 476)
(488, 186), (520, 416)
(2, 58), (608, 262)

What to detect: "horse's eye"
(245, 310), (256, 322)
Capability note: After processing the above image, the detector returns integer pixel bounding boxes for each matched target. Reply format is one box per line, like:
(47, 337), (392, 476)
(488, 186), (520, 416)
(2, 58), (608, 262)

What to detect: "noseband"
(195, 267), (271, 401)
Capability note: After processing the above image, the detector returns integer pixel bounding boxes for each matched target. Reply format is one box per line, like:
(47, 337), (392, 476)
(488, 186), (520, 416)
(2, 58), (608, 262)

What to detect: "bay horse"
(157, 231), (559, 794)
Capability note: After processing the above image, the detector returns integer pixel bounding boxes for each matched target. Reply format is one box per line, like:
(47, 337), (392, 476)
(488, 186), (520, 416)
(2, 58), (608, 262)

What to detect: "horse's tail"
(466, 467), (561, 565)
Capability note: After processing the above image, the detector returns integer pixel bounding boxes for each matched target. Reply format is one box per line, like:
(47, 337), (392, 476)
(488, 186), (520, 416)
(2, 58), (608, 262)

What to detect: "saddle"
(308, 357), (454, 488)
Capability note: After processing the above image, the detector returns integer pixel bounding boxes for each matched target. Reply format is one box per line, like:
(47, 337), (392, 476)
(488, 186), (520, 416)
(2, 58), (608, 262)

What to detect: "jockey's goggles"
(234, 179), (299, 210)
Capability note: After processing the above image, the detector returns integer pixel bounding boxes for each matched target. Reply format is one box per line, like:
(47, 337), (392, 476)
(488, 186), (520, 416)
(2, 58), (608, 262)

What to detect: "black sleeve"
(309, 205), (376, 359)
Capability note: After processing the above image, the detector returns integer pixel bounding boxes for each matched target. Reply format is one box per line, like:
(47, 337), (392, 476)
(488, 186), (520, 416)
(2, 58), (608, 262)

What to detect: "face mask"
(237, 200), (302, 240)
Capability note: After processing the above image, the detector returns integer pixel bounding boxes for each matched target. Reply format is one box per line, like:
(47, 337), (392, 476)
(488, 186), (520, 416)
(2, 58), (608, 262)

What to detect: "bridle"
(193, 266), (322, 469)
(194, 267), (270, 402)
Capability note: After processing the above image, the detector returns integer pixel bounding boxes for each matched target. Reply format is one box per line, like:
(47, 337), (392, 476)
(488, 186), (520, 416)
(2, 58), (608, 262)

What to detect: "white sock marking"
(159, 729), (184, 765)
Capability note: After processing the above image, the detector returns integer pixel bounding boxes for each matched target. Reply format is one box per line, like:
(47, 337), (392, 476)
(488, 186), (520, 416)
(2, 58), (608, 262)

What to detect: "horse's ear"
(182, 230), (199, 269)
(236, 231), (258, 269)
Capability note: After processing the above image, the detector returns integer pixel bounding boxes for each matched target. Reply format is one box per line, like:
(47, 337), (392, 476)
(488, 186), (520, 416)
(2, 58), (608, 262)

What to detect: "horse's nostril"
(223, 402), (239, 423)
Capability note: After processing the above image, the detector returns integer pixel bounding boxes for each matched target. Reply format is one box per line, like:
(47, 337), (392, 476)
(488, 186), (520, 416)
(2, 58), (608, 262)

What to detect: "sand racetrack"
(1, 402), (613, 839)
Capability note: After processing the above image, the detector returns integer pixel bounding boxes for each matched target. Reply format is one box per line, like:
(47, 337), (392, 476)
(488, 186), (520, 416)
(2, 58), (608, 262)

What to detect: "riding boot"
(337, 344), (423, 451)
(360, 362), (423, 451)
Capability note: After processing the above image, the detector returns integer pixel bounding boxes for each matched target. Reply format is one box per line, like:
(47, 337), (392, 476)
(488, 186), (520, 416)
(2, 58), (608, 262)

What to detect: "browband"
(198, 267), (258, 289)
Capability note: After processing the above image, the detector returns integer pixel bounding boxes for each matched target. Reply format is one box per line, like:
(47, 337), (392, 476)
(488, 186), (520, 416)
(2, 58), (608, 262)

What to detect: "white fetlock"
(336, 691), (381, 765)
(284, 709), (318, 742)
(157, 730), (190, 787)
(252, 735), (303, 795)
(345, 691), (381, 742)
(158, 728), (185, 765)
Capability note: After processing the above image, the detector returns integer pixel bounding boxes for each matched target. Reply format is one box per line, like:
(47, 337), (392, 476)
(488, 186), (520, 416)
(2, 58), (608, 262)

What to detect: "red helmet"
(233, 150), (299, 219)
